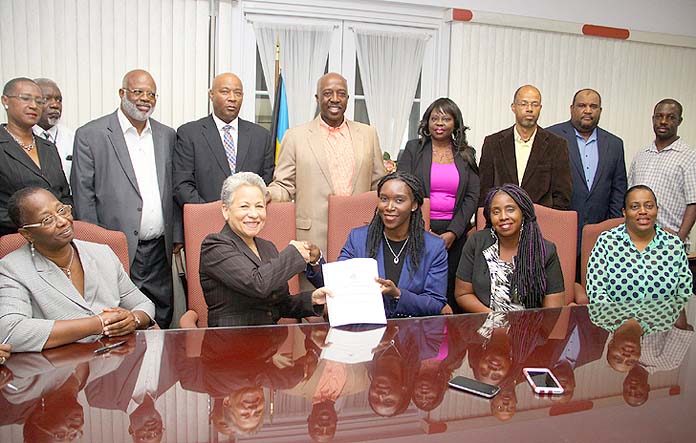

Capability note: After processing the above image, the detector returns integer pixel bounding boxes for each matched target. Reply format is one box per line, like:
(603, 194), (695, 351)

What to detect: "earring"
(490, 227), (498, 240)
(30, 242), (35, 257)
(3, 105), (7, 110)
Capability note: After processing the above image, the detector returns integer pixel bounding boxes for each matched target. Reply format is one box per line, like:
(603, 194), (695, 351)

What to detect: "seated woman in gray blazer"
(0, 187), (155, 352)
(199, 172), (330, 327)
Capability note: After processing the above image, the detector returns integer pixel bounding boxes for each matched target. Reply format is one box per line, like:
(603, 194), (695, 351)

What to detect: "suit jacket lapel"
(107, 112), (141, 197)
(306, 117), (335, 193)
(34, 249), (91, 311)
(0, 130), (45, 179)
(223, 224), (263, 266)
(521, 129), (548, 188)
(202, 115), (232, 176)
(235, 119), (250, 171)
(347, 120), (366, 193)
(564, 123), (587, 191)
(421, 141), (433, 195)
(150, 121), (167, 195)
(591, 128), (609, 192)
(500, 128), (519, 185)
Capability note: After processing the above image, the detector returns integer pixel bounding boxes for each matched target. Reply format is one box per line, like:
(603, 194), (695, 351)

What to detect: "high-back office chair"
(476, 205), (578, 305)
(579, 217), (625, 286)
(326, 191), (431, 263)
(182, 200), (298, 327)
(0, 220), (130, 273)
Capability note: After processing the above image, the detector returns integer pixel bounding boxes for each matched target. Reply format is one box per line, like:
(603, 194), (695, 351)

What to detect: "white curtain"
(252, 21), (334, 128)
(353, 28), (429, 157)
(0, 0), (211, 130)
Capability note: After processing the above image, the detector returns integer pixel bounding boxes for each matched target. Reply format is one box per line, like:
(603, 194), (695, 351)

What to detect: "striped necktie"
(222, 124), (236, 174)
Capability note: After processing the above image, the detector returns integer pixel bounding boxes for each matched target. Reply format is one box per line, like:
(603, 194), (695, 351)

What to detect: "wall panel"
(450, 22), (696, 165)
(0, 0), (211, 130)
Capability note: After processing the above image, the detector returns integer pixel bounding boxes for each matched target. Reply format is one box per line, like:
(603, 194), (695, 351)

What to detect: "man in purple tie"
(173, 73), (275, 207)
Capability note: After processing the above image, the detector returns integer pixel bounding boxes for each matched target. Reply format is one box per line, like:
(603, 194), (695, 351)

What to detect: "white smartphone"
(448, 376), (501, 398)
(523, 367), (564, 395)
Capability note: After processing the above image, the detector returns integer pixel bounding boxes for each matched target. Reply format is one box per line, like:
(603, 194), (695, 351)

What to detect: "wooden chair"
(0, 220), (130, 273)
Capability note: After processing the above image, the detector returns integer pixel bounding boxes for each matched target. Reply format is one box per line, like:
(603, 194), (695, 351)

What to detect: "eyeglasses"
(515, 101), (541, 109)
(4, 94), (47, 106)
(21, 205), (73, 229)
(34, 422), (84, 442)
(123, 88), (158, 100)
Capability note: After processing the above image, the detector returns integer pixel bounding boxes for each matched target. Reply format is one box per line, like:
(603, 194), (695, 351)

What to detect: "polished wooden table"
(1, 297), (694, 442)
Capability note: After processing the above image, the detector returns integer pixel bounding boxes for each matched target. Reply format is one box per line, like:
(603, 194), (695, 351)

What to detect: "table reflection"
(0, 297), (694, 442)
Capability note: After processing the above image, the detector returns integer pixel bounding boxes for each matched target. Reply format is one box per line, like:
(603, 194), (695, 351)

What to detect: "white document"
(320, 326), (387, 364)
(322, 258), (387, 327)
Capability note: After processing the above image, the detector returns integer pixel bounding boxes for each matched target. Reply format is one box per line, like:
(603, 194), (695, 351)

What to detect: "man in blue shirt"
(548, 89), (627, 281)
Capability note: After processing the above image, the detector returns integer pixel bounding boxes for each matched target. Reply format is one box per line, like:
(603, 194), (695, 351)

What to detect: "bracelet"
(309, 250), (323, 267)
(96, 314), (105, 334)
(134, 312), (142, 329)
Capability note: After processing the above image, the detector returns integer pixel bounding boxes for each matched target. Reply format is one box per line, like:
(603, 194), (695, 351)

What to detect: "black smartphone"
(448, 375), (501, 398)
(93, 340), (128, 355)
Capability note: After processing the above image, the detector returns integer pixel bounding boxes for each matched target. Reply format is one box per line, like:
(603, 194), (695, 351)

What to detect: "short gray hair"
(221, 172), (267, 206)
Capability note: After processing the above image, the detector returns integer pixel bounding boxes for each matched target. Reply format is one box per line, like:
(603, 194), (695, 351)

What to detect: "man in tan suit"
(268, 73), (385, 274)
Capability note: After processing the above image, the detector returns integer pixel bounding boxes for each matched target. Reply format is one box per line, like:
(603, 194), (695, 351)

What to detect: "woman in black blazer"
(398, 98), (479, 313)
(0, 77), (72, 235)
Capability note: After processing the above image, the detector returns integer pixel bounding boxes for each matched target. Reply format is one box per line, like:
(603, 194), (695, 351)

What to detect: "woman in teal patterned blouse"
(586, 185), (692, 303)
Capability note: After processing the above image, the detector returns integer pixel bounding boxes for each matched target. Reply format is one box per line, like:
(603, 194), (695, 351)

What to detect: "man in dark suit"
(547, 89), (626, 278)
(479, 84), (571, 209)
(71, 69), (182, 328)
(173, 72), (274, 207)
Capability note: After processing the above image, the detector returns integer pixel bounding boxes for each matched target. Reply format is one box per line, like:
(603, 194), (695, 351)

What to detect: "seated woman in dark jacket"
(200, 172), (329, 327)
(455, 184), (565, 312)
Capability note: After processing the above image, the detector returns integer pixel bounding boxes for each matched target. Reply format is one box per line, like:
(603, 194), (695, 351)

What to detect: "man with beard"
(478, 84), (571, 209)
(32, 78), (75, 180)
(71, 69), (181, 328)
(629, 99), (696, 247)
(548, 89), (626, 280)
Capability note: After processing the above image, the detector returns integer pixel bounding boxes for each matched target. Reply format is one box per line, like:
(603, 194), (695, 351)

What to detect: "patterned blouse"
(482, 239), (524, 312)
(586, 224), (692, 303)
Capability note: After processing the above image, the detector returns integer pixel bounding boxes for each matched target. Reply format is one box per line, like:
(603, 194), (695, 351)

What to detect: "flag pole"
(274, 38), (280, 93)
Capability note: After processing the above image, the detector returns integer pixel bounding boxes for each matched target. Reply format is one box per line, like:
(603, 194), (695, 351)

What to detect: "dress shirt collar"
(32, 124), (58, 141)
(514, 125), (537, 145)
(319, 116), (349, 135)
(618, 223), (669, 252)
(117, 107), (151, 136)
(212, 113), (238, 132)
(573, 127), (598, 144)
(648, 137), (686, 153)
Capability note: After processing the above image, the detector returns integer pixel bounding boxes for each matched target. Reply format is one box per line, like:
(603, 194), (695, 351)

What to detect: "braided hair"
(482, 184), (547, 308)
(366, 172), (426, 277)
(417, 97), (478, 174)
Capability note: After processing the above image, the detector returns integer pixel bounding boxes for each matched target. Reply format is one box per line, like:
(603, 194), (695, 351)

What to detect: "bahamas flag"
(270, 73), (289, 163)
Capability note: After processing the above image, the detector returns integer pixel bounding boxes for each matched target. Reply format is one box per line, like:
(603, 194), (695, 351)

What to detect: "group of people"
(0, 68), (694, 356)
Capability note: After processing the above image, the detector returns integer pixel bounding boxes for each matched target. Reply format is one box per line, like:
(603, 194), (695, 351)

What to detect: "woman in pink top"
(399, 98), (480, 313)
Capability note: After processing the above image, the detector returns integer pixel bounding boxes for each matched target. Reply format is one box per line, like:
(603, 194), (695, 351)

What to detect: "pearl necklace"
(383, 232), (409, 264)
(58, 245), (76, 280)
(3, 124), (36, 151)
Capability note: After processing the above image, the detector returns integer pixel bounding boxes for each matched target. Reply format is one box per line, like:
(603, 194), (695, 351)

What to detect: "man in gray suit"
(71, 69), (182, 328)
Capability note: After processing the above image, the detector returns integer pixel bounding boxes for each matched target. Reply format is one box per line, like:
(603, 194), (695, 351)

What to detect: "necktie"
(42, 131), (52, 142)
(222, 125), (236, 174)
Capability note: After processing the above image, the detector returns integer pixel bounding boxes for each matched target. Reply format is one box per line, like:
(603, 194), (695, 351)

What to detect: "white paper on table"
(320, 326), (387, 364)
(322, 258), (387, 327)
